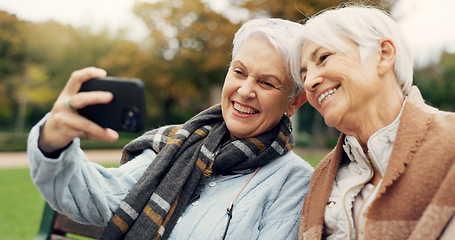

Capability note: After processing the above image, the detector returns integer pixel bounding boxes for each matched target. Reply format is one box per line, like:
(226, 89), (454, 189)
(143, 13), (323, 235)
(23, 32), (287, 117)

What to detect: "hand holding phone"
(77, 77), (146, 132)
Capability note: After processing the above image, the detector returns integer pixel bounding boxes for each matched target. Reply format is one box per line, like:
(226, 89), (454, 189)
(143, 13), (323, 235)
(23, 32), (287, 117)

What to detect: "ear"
(285, 91), (307, 117)
(378, 38), (396, 76)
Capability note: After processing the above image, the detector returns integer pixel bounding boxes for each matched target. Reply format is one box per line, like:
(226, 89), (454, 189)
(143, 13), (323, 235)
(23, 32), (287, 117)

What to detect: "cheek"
(221, 78), (236, 99)
(263, 94), (291, 117)
(305, 92), (318, 108)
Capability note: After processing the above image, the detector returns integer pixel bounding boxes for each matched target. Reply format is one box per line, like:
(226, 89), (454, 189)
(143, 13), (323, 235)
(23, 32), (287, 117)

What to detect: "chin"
(323, 116), (340, 128)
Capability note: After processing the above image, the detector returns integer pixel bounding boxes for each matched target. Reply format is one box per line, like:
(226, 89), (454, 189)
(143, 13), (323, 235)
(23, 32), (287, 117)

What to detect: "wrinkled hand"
(38, 67), (119, 154)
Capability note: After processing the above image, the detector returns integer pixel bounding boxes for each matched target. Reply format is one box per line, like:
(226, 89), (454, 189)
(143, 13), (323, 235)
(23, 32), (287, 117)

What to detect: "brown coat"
(299, 86), (455, 240)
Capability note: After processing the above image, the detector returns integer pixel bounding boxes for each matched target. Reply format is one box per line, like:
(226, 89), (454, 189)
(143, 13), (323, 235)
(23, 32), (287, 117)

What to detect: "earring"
(284, 112), (292, 132)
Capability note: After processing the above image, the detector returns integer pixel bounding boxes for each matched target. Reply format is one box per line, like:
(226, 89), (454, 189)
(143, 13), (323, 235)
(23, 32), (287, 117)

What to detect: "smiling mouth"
(233, 102), (259, 114)
(318, 87), (338, 105)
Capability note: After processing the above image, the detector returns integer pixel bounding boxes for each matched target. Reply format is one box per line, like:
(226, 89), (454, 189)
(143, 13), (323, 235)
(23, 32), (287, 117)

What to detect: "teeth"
(234, 102), (258, 114)
(318, 88), (337, 105)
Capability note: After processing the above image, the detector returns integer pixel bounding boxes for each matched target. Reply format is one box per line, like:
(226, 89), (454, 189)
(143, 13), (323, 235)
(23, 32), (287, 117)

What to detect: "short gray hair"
(233, 18), (305, 98)
(291, 5), (413, 96)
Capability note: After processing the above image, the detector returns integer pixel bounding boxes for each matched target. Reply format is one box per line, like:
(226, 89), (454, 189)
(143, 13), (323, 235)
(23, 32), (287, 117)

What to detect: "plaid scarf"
(100, 105), (294, 240)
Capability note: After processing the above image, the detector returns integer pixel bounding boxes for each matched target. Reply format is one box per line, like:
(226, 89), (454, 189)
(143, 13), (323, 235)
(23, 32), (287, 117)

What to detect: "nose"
(237, 78), (256, 99)
(303, 68), (323, 92)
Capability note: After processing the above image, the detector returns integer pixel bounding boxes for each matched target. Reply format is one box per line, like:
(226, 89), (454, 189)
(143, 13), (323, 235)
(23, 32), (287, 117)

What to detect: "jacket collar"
(376, 86), (436, 198)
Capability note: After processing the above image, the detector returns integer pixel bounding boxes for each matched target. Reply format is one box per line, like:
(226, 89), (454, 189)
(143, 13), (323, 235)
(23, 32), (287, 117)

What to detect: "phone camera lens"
(123, 108), (139, 131)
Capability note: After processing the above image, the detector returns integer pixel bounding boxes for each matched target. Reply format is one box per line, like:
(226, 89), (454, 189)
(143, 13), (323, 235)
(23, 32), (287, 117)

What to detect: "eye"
(319, 53), (331, 64)
(261, 81), (276, 88)
(233, 68), (246, 77)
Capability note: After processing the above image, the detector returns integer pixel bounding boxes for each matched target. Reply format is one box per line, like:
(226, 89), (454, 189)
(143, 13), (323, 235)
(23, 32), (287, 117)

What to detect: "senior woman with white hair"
(292, 5), (455, 240)
(27, 18), (313, 240)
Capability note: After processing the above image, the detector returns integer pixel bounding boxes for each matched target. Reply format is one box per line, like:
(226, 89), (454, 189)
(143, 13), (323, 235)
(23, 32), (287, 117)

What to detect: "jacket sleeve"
(27, 115), (155, 226)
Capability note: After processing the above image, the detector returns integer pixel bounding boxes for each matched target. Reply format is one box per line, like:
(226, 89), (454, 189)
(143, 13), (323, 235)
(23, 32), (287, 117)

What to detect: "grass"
(295, 148), (330, 168)
(301, 154), (325, 168)
(0, 163), (117, 240)
(0, 168), (46, 240)
(0, 151), (325, 239)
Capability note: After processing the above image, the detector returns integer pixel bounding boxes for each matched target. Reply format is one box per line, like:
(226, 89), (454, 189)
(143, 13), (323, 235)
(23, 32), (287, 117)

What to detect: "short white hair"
(291, 5), (413, 96)
(233, 18), (305, 98)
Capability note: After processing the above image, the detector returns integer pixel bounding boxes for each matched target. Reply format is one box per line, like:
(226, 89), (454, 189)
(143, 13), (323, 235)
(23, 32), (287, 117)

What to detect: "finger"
(67, 98), (76, 111)
(68, 91), (114, 110)
(38, 112), (87, 152)
(84, 128), (119, 142)
(68, 116), (119, 141)
(40, 110), (118, 152)
(62, 67), (107, 95)
(52, 111), (118, 141)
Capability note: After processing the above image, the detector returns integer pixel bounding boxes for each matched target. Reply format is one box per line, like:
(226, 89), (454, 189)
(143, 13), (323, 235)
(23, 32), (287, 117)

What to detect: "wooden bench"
(34, 202), (104, 240)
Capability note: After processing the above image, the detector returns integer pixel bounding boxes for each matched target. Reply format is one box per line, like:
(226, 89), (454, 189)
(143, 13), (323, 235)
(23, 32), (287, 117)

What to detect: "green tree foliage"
(0, 11), (27, 127)
(132, 0), (239, 125)
(14, 64), (55, 133)
(26, 21), (120, 91)
(231, 0), (395, 22)
(232, 0), (343, 21)
(414, 51), (455, 112)
(0, 13), (122, 132)
(3, 0), (449, 152)
(0, 11), (26, 77)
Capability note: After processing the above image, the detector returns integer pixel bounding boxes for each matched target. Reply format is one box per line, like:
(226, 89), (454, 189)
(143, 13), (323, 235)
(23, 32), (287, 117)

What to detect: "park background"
(1, 0), (455, 239)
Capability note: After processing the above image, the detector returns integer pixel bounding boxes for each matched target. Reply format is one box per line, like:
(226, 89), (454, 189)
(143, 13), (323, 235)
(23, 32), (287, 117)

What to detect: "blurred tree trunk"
(14, 74), (29, 133)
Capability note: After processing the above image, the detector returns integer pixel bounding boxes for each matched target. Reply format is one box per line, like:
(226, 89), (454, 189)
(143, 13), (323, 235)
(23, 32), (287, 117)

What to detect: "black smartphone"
(77, 76), (146, 132)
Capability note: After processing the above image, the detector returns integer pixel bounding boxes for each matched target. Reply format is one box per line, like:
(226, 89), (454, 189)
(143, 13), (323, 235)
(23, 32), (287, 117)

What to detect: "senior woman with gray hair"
(292, 5), (455, 240)
(27, 18), (313, 239)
